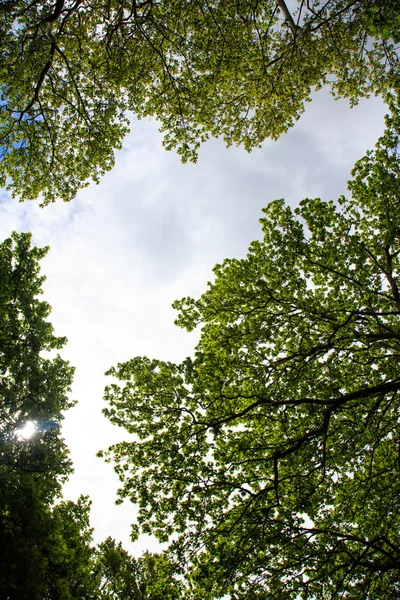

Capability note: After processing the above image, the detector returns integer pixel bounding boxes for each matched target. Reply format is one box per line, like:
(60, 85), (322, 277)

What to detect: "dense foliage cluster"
(102, 93), (400, 598)
(0, 0), (398, 202)
(0, 233), (182, 599)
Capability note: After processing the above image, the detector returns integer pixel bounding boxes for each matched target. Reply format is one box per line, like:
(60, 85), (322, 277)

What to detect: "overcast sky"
(0, 87), (387, 555)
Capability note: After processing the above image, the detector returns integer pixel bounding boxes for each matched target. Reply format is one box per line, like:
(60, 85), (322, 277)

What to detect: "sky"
(0, 86), (388, 555)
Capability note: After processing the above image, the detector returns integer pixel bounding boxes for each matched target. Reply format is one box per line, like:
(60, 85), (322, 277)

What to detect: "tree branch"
(276, 0), (301, 35)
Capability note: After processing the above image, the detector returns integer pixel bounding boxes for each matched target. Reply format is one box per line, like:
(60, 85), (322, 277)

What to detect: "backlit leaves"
(0, 0), (398, 202)
(102, 94), (400, 599)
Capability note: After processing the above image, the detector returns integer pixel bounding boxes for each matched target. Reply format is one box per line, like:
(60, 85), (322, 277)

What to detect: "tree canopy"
(101, 91), (400, 598)
(93, 537), (185, 599)
(0, 231), (94, 599)
(0, 0), (398, 203)
(0, 231), (74, 495)
(0, 492), (100, 600)
(0, 231), (187, 599)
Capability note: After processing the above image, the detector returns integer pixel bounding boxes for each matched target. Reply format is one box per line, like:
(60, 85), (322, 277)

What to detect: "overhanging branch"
(276, 0), (301, 35)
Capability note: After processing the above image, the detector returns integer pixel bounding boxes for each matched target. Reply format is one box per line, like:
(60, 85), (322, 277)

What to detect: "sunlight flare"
(15, 420), (37, 441)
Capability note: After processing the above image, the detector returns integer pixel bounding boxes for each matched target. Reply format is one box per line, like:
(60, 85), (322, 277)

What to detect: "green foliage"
(363, 0), (400, 43)
(0, 232), (96, 599)
(0, 231), (186, 599)
(0, 231), (75, 494)
(93, 538), (185, 599)
(0, 0), (398, 202)
(102, 95), (400, 598)
(0, 492), (99, 600)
